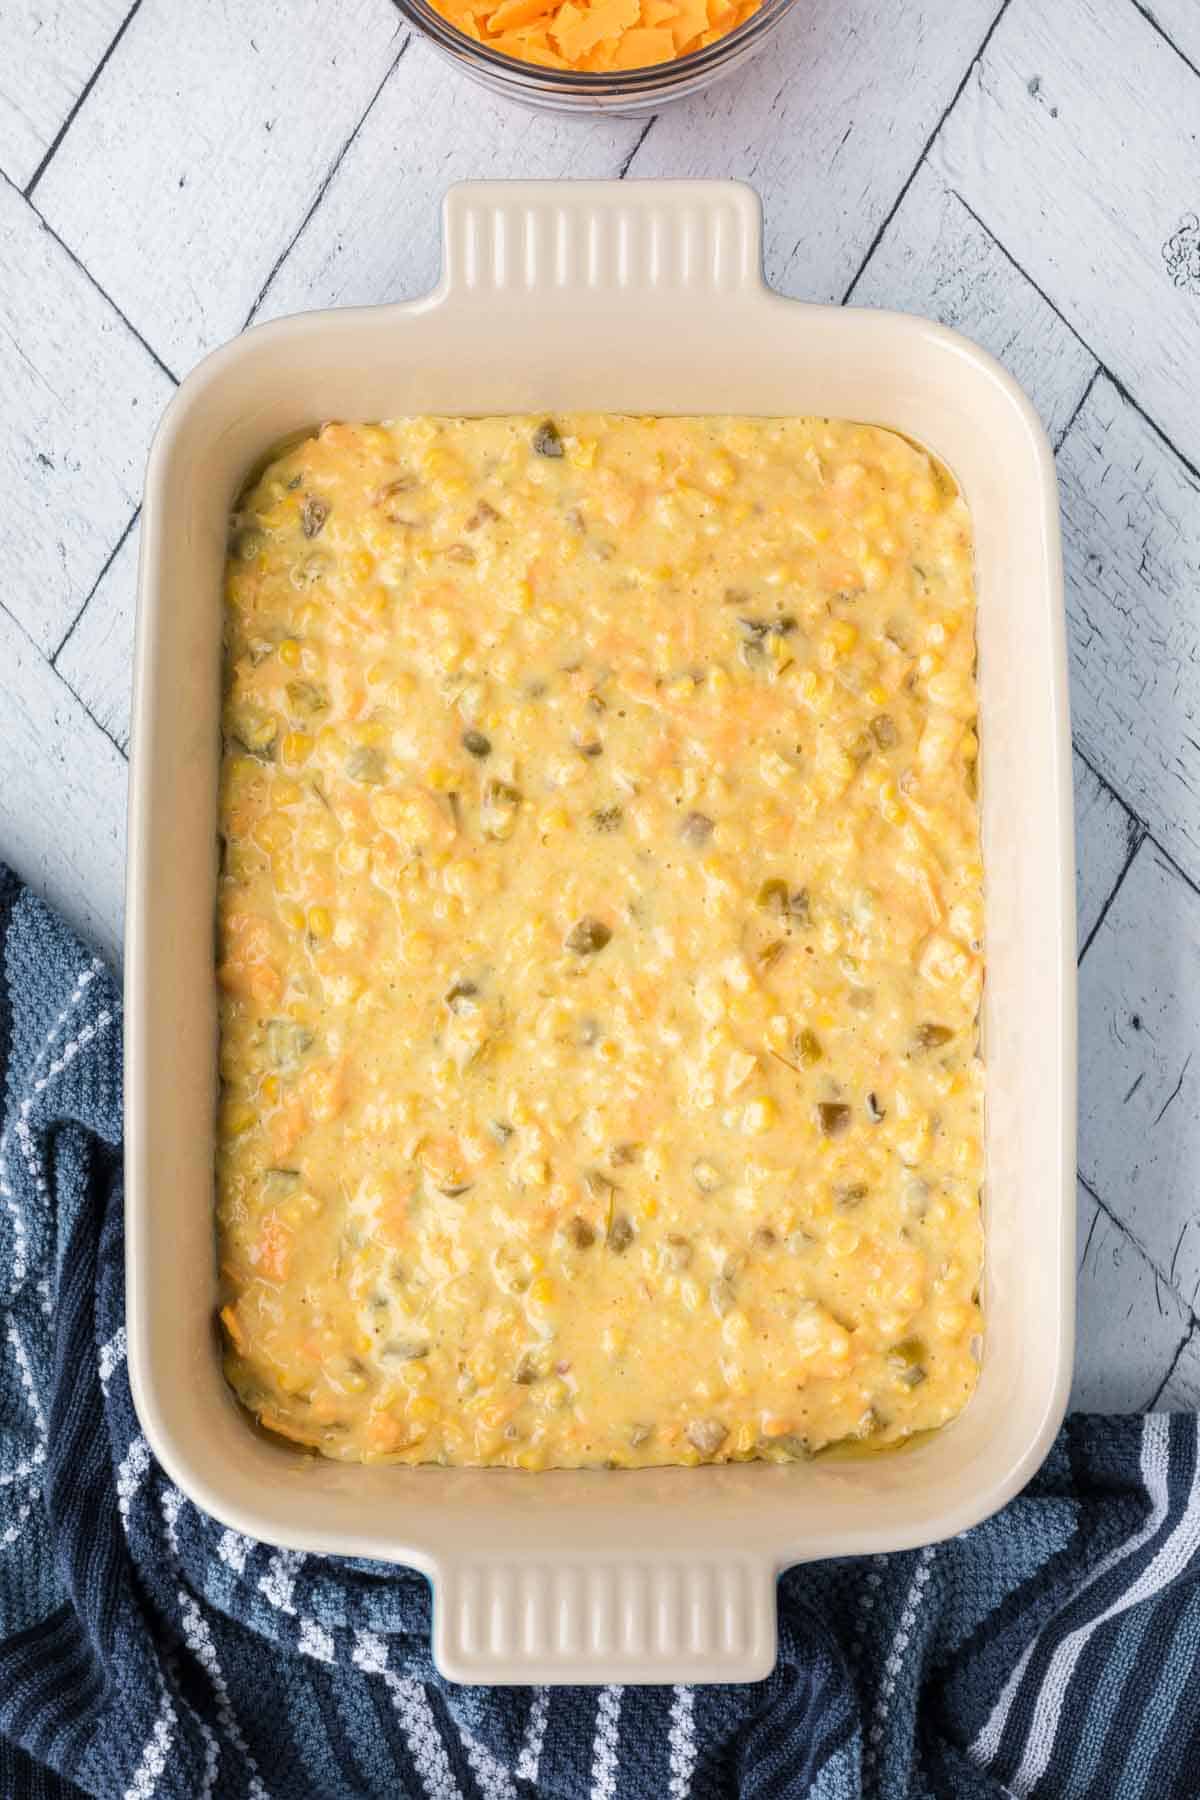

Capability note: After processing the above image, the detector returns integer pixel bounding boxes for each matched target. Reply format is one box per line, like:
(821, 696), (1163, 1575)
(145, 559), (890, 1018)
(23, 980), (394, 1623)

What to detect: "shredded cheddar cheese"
(427, 0), (763, 71)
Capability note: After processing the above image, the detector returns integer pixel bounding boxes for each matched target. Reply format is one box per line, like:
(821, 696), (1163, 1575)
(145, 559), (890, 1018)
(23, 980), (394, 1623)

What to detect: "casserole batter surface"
(216, 414), (984, 1467)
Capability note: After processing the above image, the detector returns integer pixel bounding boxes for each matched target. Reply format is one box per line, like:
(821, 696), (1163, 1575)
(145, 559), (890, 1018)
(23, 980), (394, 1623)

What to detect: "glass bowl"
(392, 0), (800, 115)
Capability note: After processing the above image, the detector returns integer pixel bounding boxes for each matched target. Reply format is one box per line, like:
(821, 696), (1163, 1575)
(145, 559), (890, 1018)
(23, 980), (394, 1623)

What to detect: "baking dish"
(126, 179), (1075, 1687)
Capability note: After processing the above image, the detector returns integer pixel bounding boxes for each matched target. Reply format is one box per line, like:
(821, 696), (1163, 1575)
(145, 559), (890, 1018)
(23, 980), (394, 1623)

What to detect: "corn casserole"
(215, 413), (985, 1469)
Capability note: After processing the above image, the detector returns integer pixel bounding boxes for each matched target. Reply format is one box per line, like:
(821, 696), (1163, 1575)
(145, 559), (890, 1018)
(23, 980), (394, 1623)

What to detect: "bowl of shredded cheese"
(393, 0), (798, 111)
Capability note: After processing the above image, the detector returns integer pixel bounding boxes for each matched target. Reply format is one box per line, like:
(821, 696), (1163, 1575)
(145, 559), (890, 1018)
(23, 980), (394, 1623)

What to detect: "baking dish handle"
(432, 1550), (777, 1685)
(437, 179), (769, 313)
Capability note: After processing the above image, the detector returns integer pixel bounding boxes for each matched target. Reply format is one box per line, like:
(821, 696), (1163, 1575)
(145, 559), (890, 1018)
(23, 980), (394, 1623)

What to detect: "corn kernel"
(528, 1277), (555, 1306)
(254, 814), (293, 854)
(260, 1074), (280, 1104)
(280, 731), (313, 766)
(278, 638), (301, 667)
(743, 1096), (778, 1134)
(220, 1101), (256, 1137)
(307, 906), (332, 939)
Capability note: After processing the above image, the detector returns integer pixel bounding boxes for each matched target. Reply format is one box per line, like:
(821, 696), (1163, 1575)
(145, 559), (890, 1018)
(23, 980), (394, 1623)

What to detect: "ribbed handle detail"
(433, 1553), (776, 1684)
(440, 181), (765, 303)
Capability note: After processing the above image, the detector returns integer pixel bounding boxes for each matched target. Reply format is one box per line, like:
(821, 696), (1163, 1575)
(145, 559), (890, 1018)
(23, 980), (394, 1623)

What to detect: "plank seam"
(1147, 1326), (1193, 1410)
(1053, 365), (1101, 452)
(1078, 822), (1146, 965)
(0, 592), (129, 767)
(244, 33), (412, 329)
(57, 679), (131, 766)
(1125, 0), (1200, 85)
(950, 189), (1200, 489)
(51, 506), (140, 667)
(839, 0), (1014, 304)
(23, 0), (145, 201)
(1079, 1175), (1200, 1337)
(1, 170), (179, 385)
(1074, 741), (1200, 911)
(618, 116), (658, 180)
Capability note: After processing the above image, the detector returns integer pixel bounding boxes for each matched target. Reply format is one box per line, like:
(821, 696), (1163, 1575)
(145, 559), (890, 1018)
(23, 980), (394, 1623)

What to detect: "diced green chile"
(567, 1217), (596, 1250)
(818, 1102), (851, 1137)
(379, 1338), (429, 1366)
(680, 811), (714, 845)
(286, 679), (328, 715)
(686, 1418), (728, 1457)
(345, 746), (386, 783)
(462, 729), (492, 759)
(532, 420), (564, 457)
(591, 807), (623, 832)
(265, 1019), (314, 1069)
(233, 525), (265, 562)
(302, 496), (329, 538)
(607, 1213), (635, 1253)
(767, 1433), (811, 1461)
(914, 1023), (954, 1050)
(566, 917), (611, 955)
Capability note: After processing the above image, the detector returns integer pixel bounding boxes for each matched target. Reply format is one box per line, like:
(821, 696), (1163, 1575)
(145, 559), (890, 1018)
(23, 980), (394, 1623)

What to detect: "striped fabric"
(2, 865), (1199, 1800)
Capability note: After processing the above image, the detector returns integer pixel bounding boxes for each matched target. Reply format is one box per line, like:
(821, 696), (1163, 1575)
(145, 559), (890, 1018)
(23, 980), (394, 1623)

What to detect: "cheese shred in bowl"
(215, 413), (985, 1470)
(425, 0), (762, 70)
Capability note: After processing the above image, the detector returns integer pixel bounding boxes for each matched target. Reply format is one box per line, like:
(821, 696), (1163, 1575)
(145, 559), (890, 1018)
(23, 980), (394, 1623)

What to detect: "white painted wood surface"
(0, 0), (129, 188)
(35, 0), (406, 373)
(631, 0), (1002, 303)
(936, 0), (1200, 470)
(3, 0), (1199, 1412)
(1060, 377), (1200, 890)
(0, 178), (171, 653)
(0, 602), (126, 964)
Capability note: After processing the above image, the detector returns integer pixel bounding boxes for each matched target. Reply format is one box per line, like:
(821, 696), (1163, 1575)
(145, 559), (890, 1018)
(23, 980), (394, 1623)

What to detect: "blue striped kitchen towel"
(3, 861), (1200, 1800)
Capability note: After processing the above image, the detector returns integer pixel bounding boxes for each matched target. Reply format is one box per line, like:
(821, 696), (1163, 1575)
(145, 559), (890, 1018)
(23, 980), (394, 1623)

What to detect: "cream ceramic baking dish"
(126, 180), (1075, 1687)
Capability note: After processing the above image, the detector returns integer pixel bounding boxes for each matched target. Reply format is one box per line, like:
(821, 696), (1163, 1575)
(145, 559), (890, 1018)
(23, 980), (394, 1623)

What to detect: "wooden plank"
(0, 0), (129, 188)
(1078, 839), (1200, 1313)
(1072, 1184), (1191, 1412)
(628, 0), (1003, 304)
(35, 0), (405, 374)
(55, 511), (138, 751)
(936, 0), (1200, 469)
(1059, 376), (1200, 889)
(1074, 751), (1140, 953)
(850, 164), (1096, 446)
(0, 605), (126, 965)
(0, 179), (172, 654)
(253, 37), (642, 322)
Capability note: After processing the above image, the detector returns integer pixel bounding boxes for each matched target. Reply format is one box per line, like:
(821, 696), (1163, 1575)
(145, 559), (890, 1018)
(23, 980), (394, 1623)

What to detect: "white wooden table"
(3, 0), (1198, 1413)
